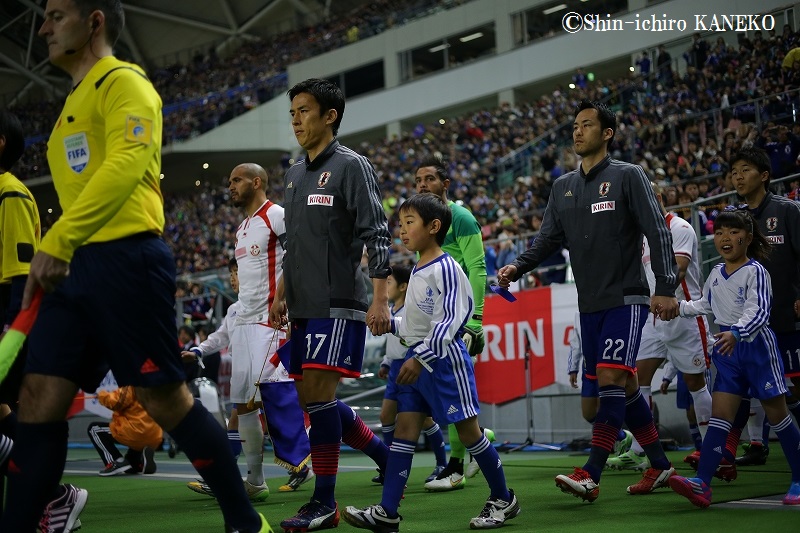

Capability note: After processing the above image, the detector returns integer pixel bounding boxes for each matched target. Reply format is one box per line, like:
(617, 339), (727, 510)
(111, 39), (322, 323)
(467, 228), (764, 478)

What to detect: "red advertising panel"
(475, 287), (556, 404)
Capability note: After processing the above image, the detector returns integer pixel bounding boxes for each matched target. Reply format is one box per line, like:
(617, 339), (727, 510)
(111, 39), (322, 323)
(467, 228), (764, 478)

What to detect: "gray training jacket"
(749, 191), (800, 333)
(511, 155), (677, 313)
(283, 139), (391, 321)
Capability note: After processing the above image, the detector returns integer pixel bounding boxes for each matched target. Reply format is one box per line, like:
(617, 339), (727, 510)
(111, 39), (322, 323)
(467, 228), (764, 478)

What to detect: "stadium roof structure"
(0, 0), (370, 105)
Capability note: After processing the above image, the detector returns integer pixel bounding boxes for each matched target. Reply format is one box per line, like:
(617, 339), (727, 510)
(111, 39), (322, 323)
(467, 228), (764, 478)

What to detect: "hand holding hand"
(651, 295), (679, 321)
(367, 302), (391, 335)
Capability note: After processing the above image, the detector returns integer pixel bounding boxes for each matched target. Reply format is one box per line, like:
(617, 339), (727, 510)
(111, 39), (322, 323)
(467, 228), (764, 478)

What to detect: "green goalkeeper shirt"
(443, 200), (486, 320)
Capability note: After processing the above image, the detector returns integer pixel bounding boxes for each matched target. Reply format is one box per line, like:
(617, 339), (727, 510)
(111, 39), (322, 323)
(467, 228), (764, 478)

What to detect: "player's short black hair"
(389, 263), (412, 286)
(72, 0), (125, 46)
(288, 78), (345, 136)
(399, 193), (452, 246)
(731, 147), (772, 190)
(576, 100), (616, 149)
(415, 155), (448, 183)
(0, 110), (24, 171)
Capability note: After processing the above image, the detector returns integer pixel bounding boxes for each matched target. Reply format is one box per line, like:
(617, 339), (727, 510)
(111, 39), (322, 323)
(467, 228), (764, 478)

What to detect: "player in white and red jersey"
(607, 182), (714, 473)
(229, 163), (292, 501)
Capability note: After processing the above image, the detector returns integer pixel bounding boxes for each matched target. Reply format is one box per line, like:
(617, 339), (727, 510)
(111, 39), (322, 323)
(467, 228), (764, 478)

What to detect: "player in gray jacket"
(725, 147), (800, 468)
(270, 78), (392, 531)
(499, 100), (679, 502)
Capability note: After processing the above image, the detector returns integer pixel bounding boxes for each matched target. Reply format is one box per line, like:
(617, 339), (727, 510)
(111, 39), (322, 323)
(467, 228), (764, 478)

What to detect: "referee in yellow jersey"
(1, 2), (269, 532)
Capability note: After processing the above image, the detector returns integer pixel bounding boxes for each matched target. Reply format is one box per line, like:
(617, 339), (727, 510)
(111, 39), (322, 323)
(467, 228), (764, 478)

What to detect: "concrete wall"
(171, 0), (793, 154)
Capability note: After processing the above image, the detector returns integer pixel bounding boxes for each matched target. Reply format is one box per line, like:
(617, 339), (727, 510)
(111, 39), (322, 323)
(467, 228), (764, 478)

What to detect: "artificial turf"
(60, 446), (799, 532)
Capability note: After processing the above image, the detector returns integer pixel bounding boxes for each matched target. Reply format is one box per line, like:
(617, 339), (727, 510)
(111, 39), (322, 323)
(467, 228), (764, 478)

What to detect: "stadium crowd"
(9, 13), (800, 281)
(9, 0), (468, 179)
(161, 27), (800, 280)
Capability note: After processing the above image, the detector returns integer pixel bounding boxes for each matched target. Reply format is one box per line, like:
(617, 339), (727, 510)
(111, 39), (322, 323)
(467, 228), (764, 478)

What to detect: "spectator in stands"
(636, 51), (651, 80)
(484, 240), (497, 285)
(758, 124), (800, 178)
(186, 283), (211, 321)
(495, 232), (518, 270)
(573, 68), (588, 90)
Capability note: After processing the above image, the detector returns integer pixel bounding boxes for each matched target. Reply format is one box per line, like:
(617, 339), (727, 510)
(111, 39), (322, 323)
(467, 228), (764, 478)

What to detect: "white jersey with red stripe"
(234, 200), (285, 324)
(643, 213), (702, 301)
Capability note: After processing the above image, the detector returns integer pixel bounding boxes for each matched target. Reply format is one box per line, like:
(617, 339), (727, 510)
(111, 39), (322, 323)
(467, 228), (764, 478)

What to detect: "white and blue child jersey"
(680, 260), (785, 398)
(392, 253), (474, 368)
(390, 252), (479, 423)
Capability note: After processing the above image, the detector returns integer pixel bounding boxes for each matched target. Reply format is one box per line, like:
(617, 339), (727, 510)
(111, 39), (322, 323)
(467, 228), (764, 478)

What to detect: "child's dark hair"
(731, 147), (771, 190)
(713, 209), (771, 263)
(399, 193), (452, 245)
(390, 263), (412, 287)
(228, 257), (238, 270)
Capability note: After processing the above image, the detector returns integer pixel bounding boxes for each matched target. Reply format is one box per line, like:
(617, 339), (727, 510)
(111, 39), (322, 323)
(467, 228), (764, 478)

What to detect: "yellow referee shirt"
(0, 171), (40, 284)
(43, 56), (164, 262)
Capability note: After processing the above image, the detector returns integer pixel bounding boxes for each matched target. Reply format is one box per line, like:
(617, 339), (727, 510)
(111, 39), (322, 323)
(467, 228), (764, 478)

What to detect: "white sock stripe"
(466, 436), (490, 455)
(423, 423), (440, 436)
(773, 415), (794, 432)
(600, 387), (626, 399)
(708, 417), (732, 431)
(381, 424), (395, 434)
(624, 389), (642, 405)
(389, 442), (416, 455)
(307, 400), (337, 414)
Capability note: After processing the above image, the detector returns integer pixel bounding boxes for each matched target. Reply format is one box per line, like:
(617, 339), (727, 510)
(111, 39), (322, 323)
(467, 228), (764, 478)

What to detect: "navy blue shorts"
(776, 330), (800, 379)
(580, 305), (647, 375)
(396, 340), (480, 425)
(288, 318), (366, 379)
(712, 327), (786, 400)
(26, 234), (186, 391)
(675, 372), (691, 410)
(383, 359), (403, 402)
